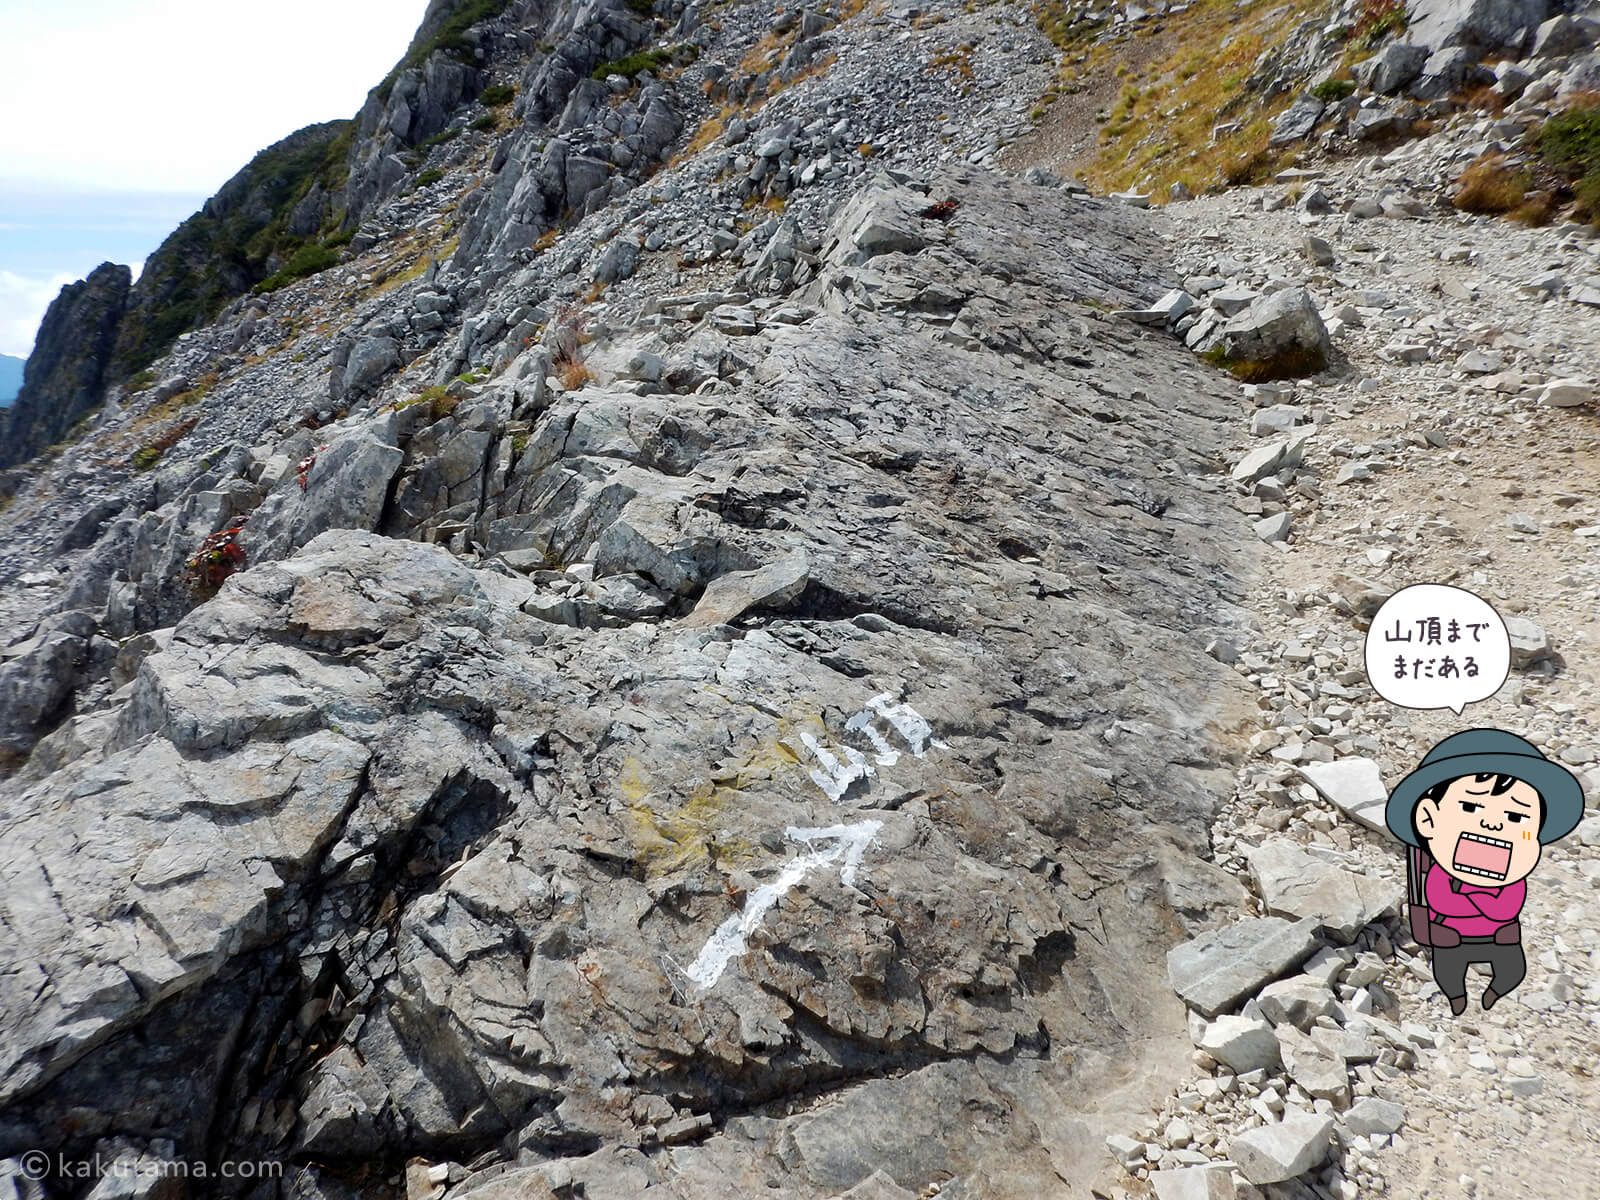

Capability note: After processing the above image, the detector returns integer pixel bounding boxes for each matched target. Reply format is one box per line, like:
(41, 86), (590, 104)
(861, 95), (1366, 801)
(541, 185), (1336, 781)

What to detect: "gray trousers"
(1431, 940), (1525, 999)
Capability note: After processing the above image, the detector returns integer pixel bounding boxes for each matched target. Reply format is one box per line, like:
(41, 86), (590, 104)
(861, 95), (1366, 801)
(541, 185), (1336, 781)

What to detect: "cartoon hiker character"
(1385, 728), (1585, 1017)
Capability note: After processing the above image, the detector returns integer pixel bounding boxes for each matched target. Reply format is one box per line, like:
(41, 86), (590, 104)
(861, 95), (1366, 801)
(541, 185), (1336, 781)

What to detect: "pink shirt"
(1425, 862), (1525, 937)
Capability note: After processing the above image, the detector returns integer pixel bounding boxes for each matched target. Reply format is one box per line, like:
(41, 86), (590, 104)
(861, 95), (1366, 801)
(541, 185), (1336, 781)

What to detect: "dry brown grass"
(1058, 0), (1327, 197)
(929, 45), (975, 81)
(1457, 84), (1508, 114)
(1453, 154), (1531, 213)
(558, 357), (592, 390)
(671, 103), (739, 167)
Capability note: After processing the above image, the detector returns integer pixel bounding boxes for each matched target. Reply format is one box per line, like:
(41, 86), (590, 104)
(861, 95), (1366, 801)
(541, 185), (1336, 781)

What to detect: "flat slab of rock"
(681, 550), (809, 627)
(1151, 1163), (1237, 1200)
(1167, 916), (1322, 1017)
(1298, 758), (1387, 832)
(1246, 838), (1399, 941)
(1228, 1112), (1335, 1184)
(1341, 1096), (1406, 1136)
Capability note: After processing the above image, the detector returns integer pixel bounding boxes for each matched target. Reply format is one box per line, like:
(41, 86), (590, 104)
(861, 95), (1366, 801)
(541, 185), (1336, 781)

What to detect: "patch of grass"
(1508, 191), (1557, 225)
(419, 128), (461, 151)
(131, 417), (200, 470)
(415, 168), (446, 189)
(429, 386), (462, 421)
(1540, 99), (1600, 224)
(470, 113), (499, 132)
(1352, 0), (1407, 47)
(929, 46), (976, 81)
(479, 83), (516, 107)
(254, 241), (340, 293)
(533, 229), (560, 253)
(594, 44), (697, 81)
(127, 369), (157, 392)
(558, 358), (593, 390)
(673, 103), (740, 165)
(1453, 154), (1531, 213)
(1201, 343), (1327, 381)
(1060, 0), (1325, 199)
(1311, 78), (1356, 100)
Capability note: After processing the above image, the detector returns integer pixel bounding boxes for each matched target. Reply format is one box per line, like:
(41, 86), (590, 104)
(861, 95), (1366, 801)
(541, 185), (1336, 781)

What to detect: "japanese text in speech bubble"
(1363, 584), (1511, 715)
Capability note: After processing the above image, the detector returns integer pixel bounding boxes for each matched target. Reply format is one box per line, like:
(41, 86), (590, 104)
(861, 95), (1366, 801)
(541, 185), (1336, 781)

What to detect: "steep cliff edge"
(0, 263), (130, 470)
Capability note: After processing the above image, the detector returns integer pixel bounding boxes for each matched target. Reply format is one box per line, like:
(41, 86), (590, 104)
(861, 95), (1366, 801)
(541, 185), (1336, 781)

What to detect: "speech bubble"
(1363, 584), (1510, 714)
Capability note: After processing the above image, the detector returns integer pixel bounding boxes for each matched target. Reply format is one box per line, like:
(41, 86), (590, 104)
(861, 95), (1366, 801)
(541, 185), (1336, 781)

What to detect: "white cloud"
(0, 270), (79, 360)
(0, 1), (428, 196)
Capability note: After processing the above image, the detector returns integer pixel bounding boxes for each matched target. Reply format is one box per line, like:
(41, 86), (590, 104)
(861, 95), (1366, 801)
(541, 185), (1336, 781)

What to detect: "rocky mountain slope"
(1, 0), (1598, 1197)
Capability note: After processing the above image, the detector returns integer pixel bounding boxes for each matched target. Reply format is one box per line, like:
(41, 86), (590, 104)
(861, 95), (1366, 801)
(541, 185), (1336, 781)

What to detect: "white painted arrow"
(685, 820), (884, 990)
(801, 731), (874, 801)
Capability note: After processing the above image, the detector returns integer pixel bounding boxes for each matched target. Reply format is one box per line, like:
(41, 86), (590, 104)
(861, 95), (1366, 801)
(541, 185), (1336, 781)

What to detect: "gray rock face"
(682, 550), (811, 627)
(0, 611), (95, 756)
(1507, 615), (1554, 666)
(1343, 1097), (1406, 1135)
(340, 336), (403, 399)
(1409, 46), (1493, 99)
(1151, 1163), (1237, 1199)
(1405, 0), (1550, 53)
(0, 172), (1259, 1197)
(1167, 916), (1322, 1018)
(1357, 43), (1431, 94)
(0, 263), (130, 469)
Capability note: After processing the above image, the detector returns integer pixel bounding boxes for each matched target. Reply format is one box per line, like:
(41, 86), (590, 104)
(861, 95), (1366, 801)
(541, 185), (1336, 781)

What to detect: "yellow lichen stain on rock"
(619, 711), (831, 878)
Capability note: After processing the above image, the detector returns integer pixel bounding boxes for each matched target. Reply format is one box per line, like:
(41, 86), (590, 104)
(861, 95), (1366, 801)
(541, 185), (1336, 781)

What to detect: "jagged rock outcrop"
(0, 169), (1263, 1199)
(0, 263), (129, 469)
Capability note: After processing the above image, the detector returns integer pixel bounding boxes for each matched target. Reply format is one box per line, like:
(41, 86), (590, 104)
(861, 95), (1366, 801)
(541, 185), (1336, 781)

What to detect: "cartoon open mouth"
(1454, 831), (1512, 881)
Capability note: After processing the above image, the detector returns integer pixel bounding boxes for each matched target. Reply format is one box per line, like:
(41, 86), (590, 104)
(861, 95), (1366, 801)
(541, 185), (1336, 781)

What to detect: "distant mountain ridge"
(0, 355), (22, 406)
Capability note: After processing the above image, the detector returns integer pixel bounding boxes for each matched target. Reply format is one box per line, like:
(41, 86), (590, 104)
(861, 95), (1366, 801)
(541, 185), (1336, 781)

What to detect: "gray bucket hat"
(1385, 727), (1586, 846)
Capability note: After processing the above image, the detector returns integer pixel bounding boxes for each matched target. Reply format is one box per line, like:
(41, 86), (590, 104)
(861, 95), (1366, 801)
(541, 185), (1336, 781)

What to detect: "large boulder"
(1269, 96), (1325, 145)
(1213, 288), (1331, 377)
(340, 335), (402, 399)
(0, 263), (130, 469)
(1404, 0), (1550, 53)
(1355, 42), (1431, 93)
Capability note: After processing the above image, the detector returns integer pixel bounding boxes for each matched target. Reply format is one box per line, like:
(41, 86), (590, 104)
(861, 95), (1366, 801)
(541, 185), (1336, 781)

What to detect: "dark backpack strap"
(1408, 845), (1427, 906)
(1407, 845), (1434, 947)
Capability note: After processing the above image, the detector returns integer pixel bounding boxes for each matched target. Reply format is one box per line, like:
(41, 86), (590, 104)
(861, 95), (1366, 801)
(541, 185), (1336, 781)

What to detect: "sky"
(0, 0), (430, 359)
